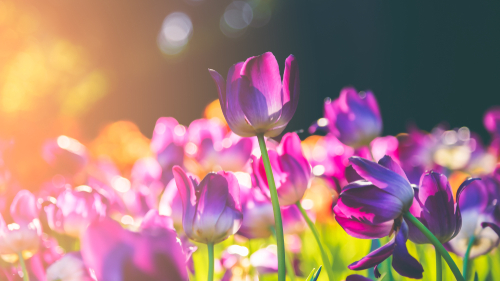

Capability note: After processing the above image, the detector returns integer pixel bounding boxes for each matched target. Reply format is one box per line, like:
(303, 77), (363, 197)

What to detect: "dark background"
(26, 0), (500, 141)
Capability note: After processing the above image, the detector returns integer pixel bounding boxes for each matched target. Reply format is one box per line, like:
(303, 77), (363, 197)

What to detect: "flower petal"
(377, 155), (408, 182)
(346, 275), (373, 281)
(391, 220), (424, 279)
(10, 190), (39, 224)
(453, 177), (481, 238)
(277, 54), (299, 126)
(481, 222), (500, 237)
(348, 236), (395, 270)
(334, 205), (393, 239)
(172, 166), (198, 239)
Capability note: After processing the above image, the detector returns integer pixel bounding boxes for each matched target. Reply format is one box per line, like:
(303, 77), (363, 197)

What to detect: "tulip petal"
(346, 275), (373, 281)
(281, 132), (310, 169)
(481, 222), (500, 237)
(278, 54), (299, 126)
(453, 177), (481, 238)
(334, 205), (393, 239)
(10, 190), (38, 224)
(350, 156), (413, 209)
(348, 237), (395, 270)
(239, 52), (282, 130)
(377, 155), (408, 182)
(140, 210), (174, 232)
(173, 166), (198, 239)
(391, 220), (424, 279)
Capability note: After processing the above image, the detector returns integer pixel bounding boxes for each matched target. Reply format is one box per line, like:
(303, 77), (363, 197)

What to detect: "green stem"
(463, 235), (476, 280)
(270, 227), (296, 281)
(257, 134), (286, 281)
(207, 243), (214, 281)
(296, 202), (335, 281)
(436, 248), (442, 281)
(18, 252), (29, 281)
(403, 212), (464, 281)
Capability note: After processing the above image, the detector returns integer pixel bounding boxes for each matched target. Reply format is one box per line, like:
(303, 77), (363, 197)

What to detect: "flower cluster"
(0, 52), (499, 281)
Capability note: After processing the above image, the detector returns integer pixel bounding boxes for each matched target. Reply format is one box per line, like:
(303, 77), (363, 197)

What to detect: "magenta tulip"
(252, 132), (312, 206)
(173, 166), (243, 244)
(324, 87), (382, 148)
(209, 52), (299, 137)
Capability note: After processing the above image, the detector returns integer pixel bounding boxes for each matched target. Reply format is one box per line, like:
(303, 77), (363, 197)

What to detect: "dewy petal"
(348, 236), (396, 270)
(334, 205), (393, 239)
(172, 166), (198, 239)
(277, 54), (299, 126)
(193, 173), (230, 243)
(350, 156), (414, 210)
(239, 52), (282, 130)
(391, 220), (424, 279)
(10, 190), (39, 224)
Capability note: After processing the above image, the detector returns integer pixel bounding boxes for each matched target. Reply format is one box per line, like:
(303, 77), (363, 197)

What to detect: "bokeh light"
(157, 12), (193, 55)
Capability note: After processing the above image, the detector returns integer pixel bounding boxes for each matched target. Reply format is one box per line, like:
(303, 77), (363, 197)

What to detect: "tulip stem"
(296, 202), (335, 281)
(207, 243), (214, 281)
(270, 227), (296, 281)
(403, 212), (464, 281)
(436, 248), (442, 281)
(257, 134), (286, 281)
(18, 252), (29, 281)
(463, 235), (476, 280)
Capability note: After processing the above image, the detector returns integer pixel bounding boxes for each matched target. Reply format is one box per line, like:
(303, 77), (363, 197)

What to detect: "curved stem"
(257, 134), (286, 281)
(207, 243), (214, 281)
(296, 202), (335, 281)
(403, 212), (464, 281)
(436, 248), (442, 281)
(18, 252), (30, 281)
(463, 235), (476, 280)
(270, 227), (296, 281)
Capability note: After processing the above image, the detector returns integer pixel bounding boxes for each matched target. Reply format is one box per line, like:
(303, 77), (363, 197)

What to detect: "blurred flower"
(348, 220), (423, 279)
(447, 175), (500, 258)
(237, 187), (274, 239)
(220, 245), (250, 280)
(41, 135), (88, 177)
(186, 118), (252, 173)
(334, 156), (414, 239)
(250, 246), (278, 275)
(408, 171), (478, 244)
(252, 132), (311, 206)
(173, 166), (243, 244)
(484, 106), (500, 136)
(158, 178), (185, 230)
(209, 52), (299, 137)
(81, 211), (188, 281)
(46, 252), (93, 281)
(282, 204), (308, 235)
(45, 187), (107, 238)
(321, 87), (382, 148)
(0, 190), (41, 262)
(150, 117), (186, 184)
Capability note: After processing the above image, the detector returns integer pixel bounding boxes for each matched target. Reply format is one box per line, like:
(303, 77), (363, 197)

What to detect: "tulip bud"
(252, 132), (312, 206)
(173, 166), (243, 244)
(324, 87), (382, 148)
(209, 52), (299, 138)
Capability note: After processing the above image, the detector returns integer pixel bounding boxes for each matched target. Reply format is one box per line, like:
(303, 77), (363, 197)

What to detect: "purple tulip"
(484, 106), (500, 136)
(408, 171), (478, 244)
(446, 175), (500, 258)
(45, 187), (107, 238)
(46, 252), (93, 281)
(0, 190), (41, 260)
(345, 275), (373, 281)
(186, 118), (252, 172)
(324, 87), (382, 148)
(150, 117), (186, 185)
(81, 211), (188, 281)
(334, 156), (414, 239)
(238, 187), (274, 239)
(209, 52), (299, 138)
(252, 132), (312, 206)
(173, 166), (243, 244)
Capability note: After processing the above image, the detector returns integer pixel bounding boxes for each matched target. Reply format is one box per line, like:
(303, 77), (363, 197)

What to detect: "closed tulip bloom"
(173, 166), (243, 244)
(334, 156), (414, 239)
(45, 188), (107, 238)
(209, 52), (299, 138)
(324, 87), (382, 148)
(0, 190), (41, 260)
(81, 211), (188, 281)
(408, 171), (478, 244)
(252, 132), (312, 206)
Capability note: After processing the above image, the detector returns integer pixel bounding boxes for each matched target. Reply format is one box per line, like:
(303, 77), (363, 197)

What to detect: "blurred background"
(1, 0), (500, 166)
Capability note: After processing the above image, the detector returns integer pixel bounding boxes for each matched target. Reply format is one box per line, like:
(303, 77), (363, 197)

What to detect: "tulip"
(250, 247), (279, 275)
(252, 132), (312, 206)
(158, 178), (185, 229)
(345, 275), (373, 281)
(323, 87), (382, 148)
(81, 211), (188, 281)
(408, 171), (478, 244)
(45, 187), (107, 238)
(186, 118), (252, 172)
(208, 52), (299, 138)
(238, 187), (274, 239)
(46, 252), (93, 281)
